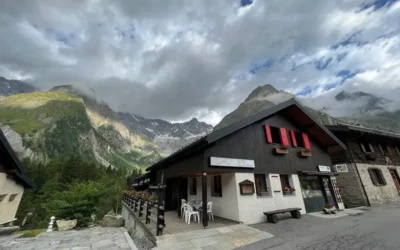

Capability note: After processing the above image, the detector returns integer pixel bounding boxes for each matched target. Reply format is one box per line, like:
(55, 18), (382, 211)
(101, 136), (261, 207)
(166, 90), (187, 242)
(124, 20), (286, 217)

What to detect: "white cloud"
(0, 0), (399, 124)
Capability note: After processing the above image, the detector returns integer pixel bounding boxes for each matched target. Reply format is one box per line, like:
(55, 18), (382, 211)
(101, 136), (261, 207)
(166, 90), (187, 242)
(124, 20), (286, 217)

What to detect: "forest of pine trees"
(17, 156), (142, 229)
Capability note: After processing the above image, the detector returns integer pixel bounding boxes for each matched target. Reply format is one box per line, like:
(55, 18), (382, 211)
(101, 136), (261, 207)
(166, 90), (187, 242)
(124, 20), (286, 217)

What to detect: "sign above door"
(318, 165), (331, 172)
(210, 157), (255, 168)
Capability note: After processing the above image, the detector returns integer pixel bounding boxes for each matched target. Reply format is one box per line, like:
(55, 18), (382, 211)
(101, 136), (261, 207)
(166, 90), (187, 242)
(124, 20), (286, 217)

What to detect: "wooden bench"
(263, 208), (302, 224)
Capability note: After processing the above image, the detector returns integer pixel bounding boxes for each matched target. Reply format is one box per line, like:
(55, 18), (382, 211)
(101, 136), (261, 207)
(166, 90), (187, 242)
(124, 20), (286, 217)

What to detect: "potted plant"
(322, 203), (337, 214)
(273, 144), (289, 155)
(298, 148), (312, 157)
(283, 186), (295, 195)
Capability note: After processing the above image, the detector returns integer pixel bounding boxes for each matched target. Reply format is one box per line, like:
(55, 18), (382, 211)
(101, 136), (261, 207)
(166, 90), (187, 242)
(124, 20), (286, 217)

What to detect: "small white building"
(0, 129), (33, 226)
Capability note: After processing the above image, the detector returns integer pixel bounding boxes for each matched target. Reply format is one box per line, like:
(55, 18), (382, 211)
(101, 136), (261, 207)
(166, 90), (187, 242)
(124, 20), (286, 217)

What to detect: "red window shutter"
(290, 130), (297, 147)
(280, 128), (289, 146)
(264, 125), (272, 143)
(302, 133), (311, 149)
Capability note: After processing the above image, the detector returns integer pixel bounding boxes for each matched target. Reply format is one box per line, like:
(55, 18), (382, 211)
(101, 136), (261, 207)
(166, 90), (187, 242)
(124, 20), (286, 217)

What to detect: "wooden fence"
(122, 194), (165, 236)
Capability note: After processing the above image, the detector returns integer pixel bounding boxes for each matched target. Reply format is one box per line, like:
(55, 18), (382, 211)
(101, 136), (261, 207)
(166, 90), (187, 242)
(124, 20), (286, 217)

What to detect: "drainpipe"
(347, 141), (371, 207)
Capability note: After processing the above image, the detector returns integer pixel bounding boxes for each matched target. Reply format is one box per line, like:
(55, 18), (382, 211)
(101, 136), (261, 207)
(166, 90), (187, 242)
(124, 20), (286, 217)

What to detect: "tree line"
(17, 155), (142, 229)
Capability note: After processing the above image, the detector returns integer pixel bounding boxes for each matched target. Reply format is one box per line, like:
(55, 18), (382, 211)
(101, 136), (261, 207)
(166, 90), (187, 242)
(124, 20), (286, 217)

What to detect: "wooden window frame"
(190, 178), (197, 195)
(368, 168), (386, 186)
(254, 174), (269, 196)
(269, 126), (282, 145)
(292, 131), (305, 148)
(280, 174), (291, 193)
(8, 194), (17, 202)
(212, 175), (222, 197)
(360, 142), (374, 154)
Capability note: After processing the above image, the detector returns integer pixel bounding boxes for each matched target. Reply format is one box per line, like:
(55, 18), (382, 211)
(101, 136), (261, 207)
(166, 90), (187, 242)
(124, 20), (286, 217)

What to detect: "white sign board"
(318, 165), (331, 172)
(210, 157), (255, 169)
(333, 164), (348, 173)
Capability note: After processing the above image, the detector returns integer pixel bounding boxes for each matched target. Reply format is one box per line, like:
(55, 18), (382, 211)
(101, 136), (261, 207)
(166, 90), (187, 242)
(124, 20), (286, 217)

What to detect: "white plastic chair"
(181, 199), (187, 221)
(207, 201), (214, 220)
(185, 204), (200, 224)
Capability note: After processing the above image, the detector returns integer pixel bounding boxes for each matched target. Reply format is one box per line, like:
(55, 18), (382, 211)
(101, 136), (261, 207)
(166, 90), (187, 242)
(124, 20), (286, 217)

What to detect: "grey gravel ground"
(132, 236), (155, 250)
(248, 203), (400, 250)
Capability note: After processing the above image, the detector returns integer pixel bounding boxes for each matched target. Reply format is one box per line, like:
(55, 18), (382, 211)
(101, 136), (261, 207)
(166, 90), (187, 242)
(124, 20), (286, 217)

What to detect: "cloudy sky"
(0, 0), (399, 124)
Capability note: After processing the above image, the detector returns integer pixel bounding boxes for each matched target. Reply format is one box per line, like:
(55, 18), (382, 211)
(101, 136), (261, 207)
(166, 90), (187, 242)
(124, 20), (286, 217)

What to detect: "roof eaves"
(146, 136), (207, 171)
(0, 129), (34, 188)
(294, 103), (347, 150)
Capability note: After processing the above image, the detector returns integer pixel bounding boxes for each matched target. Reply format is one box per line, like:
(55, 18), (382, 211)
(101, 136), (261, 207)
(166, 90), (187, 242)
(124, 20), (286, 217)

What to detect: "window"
(384, 145), (391, 155)
(190, 178), (197, 195)
(280, 175), (290, 191)
(212, 175), (222, 197)
(396, 146), (400, 156)
(255, 174), (268, 196)
(368, 168), (386, 186)
(360, 142), (374, 153)
(270, 126), (282, 144)
(9, 194), (17, 202)
(379, 144), (391, 155)
(294, 131), (305, 148)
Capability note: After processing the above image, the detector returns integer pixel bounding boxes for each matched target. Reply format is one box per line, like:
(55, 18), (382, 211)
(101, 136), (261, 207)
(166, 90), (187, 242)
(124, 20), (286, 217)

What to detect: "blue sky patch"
(314, 57), (332, 71)
(249, 58), (274, 75)
(323, 83), (340, 91)
(360, 0), (398, 11)
(331, 31), (368, 49)
(336, 70), (358, 83)
(240, 0), (253, 7)
(296, 86), (314, 96)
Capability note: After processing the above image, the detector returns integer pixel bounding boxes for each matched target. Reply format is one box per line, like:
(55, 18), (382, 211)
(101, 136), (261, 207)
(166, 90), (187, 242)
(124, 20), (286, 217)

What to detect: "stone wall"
(356, 164), (400, 205)
(335, 163), (369, 208)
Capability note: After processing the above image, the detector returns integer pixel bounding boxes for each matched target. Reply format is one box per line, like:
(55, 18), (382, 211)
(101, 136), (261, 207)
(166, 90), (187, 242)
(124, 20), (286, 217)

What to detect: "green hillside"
(0, 91), (161, 170)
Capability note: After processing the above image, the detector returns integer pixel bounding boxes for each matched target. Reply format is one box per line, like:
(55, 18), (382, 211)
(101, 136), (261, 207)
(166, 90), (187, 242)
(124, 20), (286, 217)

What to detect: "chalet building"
(327, 125), (400, 207)
(0, 129), (33, 225)
(136, 99), (347, 226)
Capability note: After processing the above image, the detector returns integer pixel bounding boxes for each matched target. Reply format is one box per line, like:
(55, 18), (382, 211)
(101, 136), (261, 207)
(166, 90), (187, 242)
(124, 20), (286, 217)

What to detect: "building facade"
(327, 125), (400, 207)
(137, 100), (347, 226)
(0, 130), (33, 225)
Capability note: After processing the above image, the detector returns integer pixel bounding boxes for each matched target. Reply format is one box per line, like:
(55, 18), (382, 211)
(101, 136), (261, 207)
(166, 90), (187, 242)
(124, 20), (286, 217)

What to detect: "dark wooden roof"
(147, 99), (346, 171)
(326, 124), (400, 140)
(0, 129), (34, 188)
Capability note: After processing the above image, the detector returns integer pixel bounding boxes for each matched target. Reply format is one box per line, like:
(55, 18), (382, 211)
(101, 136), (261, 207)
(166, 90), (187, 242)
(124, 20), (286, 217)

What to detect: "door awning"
(298, 170), (339, 176)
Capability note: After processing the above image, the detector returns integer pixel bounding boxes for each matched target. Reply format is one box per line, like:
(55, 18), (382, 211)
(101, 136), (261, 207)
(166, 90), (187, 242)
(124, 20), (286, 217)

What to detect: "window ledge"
(256, 194), (272, 199)
(283, 193), (296, 196)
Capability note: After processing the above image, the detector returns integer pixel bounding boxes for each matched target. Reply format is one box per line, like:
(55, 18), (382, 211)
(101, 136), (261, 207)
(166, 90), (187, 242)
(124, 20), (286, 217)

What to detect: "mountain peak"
(245, 84), (279, 102)
(214, 84), (294, 130)
(0, 76), (37, 96)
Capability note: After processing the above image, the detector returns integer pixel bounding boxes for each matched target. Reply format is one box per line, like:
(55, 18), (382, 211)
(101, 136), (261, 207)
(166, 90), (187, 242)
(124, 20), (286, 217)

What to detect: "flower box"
(298, 150), (312, 157)
(273, 147), (288, 155)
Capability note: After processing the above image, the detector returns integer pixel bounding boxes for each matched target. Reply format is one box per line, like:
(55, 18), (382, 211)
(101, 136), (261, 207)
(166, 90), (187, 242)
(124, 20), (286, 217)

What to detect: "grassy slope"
(0, 92), (83, 134)
(0, 91), (156, 170)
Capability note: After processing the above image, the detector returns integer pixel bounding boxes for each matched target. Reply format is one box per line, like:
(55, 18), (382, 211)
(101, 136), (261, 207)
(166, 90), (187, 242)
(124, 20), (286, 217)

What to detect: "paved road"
(249, 203), (400, 250)
(0, 227), (133, 250)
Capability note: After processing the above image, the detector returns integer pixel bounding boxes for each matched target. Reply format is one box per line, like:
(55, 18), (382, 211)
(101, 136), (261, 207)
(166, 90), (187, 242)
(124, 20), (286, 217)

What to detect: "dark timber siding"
(204, 114), (332, 174)
(163, 151), (204, 179)
(331, 131), (400, 166)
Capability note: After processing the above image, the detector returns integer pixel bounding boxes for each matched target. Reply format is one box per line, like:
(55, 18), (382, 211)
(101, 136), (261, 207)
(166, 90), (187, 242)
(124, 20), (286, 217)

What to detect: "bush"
(16, 156), (131, 229)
